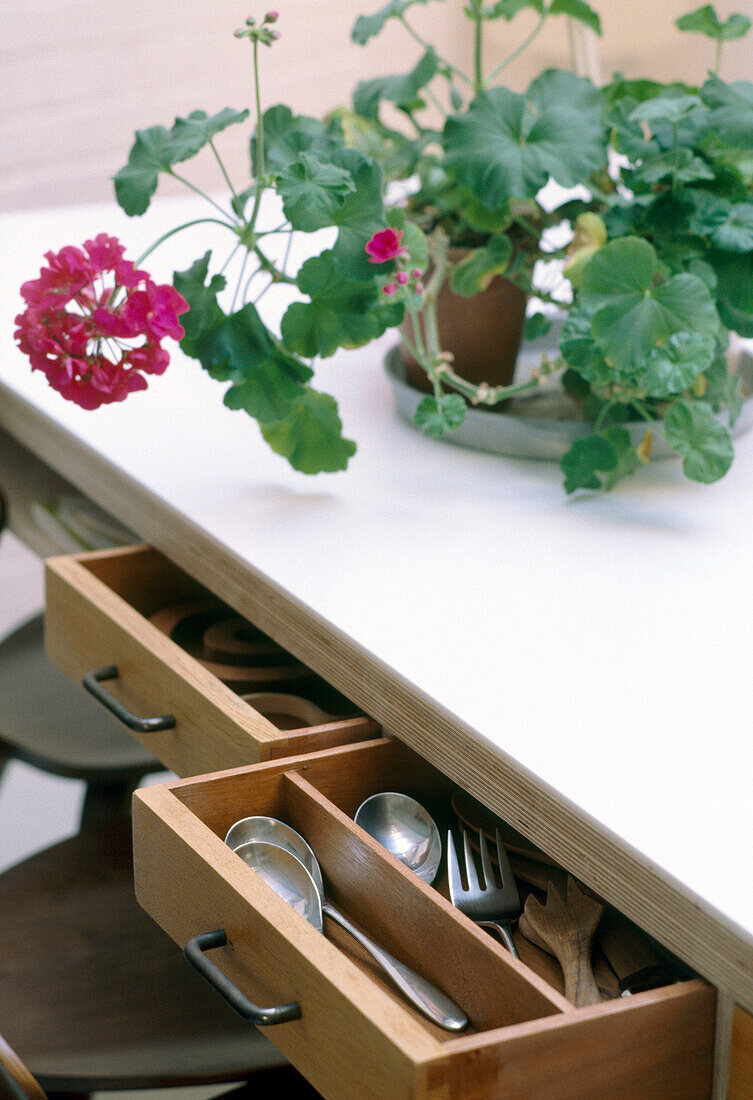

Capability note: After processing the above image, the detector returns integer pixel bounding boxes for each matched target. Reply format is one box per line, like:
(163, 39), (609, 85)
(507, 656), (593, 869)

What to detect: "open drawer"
(132, 738), (715, 1099)
(45, 544), (379, 777)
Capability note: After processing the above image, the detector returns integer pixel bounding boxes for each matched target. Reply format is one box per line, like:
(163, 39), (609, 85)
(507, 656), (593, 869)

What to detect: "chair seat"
(0, 614), (160, 779)
(0, 820), (292, 1093)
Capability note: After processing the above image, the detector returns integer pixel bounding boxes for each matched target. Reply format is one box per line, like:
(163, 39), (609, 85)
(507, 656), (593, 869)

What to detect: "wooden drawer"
(45, 544), (379, 776)
(132, 739), (715, 1099)
(730, 1004), (753, 1099)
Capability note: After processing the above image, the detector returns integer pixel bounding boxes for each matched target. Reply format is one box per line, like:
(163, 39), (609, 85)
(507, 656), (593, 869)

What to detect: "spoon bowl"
(233, 839), (323, 932)
(354, 792), (442, 884)
(226, 815), (325, 894)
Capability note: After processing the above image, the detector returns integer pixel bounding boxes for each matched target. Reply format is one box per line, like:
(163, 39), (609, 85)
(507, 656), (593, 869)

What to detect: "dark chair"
(0, 491), (321, 1098)
(0, 486), (163, 830)
(0, 816), (321, 1099)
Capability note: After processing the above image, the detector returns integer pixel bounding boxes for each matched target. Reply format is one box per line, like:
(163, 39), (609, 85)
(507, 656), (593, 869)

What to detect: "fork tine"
(446, 829), (463, 903)
(494, 828), (520, 903)
(462, 828), (481, 891)
(478, 830), (494, 890)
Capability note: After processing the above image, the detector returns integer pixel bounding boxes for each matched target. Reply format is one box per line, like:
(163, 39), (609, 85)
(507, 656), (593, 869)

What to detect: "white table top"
(2, 196), (752, 1003)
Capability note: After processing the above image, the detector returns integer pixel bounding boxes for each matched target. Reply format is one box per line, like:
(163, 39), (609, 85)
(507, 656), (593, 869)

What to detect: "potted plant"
(14, 4), (753, 493)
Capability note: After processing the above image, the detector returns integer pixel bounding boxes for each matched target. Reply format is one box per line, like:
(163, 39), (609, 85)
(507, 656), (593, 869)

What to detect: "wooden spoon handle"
(559, 944), (602, 1008)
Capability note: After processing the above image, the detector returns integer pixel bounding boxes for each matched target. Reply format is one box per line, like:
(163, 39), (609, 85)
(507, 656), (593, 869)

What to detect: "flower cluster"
(365, 228), (424, 297)
(15, 234), (188, 410)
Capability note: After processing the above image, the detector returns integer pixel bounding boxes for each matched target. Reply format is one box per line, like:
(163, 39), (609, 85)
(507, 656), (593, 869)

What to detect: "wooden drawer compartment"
(45, 544), (378, 776)
(132, 739), (714, 1099)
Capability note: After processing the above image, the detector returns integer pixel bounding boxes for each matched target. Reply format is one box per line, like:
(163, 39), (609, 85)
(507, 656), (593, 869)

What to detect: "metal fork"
(447, 828), (521, 958)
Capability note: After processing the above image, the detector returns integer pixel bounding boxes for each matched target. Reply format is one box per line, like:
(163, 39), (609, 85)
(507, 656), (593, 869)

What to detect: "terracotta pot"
(401, 256), (528, 395)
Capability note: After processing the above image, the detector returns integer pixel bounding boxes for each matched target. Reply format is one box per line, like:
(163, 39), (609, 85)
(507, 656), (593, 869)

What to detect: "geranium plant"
(15, 3), (753, 491)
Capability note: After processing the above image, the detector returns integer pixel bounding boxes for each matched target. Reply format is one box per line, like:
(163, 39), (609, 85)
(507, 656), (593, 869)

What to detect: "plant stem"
(167, 170), (238, 221)
(471, 0), (484, 91)
(714, 38), (723, 75)
(134, 217), (238, 267)
(486, 12), (547, 83)
(209, 138), (238, 202)
(247, 37), (267, 236)
(399, 14), (474, 87)
(254, 243), (297, 285)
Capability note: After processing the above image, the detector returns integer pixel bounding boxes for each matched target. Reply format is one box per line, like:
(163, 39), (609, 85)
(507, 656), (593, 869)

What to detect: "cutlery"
(447, 827), (521, 958)
(354, 792), (442, 884)
(519, 876), (604, 1007)
(228, 816), (468, 1032)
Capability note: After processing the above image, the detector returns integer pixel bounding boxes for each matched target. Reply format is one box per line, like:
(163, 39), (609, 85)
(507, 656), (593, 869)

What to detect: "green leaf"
(638, 332), (716, 397)
(114, 108), (249, 215)
(442, 70), (606, 207)
(629, 148), (715, 186)
(676, 4), (751, 40)
(276, 153), (356, 232)
(484, 0), (544, 19)
(699, 75), (753, 178)
(173, 253), (227, 359)
(450, 236), (513, 296)
(708, 249), (753, 335)
(327, 148), (389, 280)
(560, 435), (618, 493)
(281, 251), (403, 358)
(254, 106), (342, 177)
(663, 400), (734, 481)
(221, 343), (314, 423)
(602, 427), (641, 489)
(352, 0), (435, 44)
(710, 203), (753, 252)
(260, 389), (356, 473)
(580, 238), (720, 375)
(414, 394), (467, 436)
(548, 0), (601, 34)
(524, 312), (552, 340)
(559, 305), (613, 387)
(353, 49), (439, 120)
(629, 92), (702, 125)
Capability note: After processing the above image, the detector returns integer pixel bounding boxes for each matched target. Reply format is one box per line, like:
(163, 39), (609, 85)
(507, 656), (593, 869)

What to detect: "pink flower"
(396, 271), (409, 285)
(412, 268), (423, 279)
(15, 234), (189, 411)
(365, 227), (407, 265)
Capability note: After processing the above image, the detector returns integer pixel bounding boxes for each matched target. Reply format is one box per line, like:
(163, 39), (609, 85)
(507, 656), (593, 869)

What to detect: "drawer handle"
(82, 665), (176, 733)
(184, 929), (302, 1025)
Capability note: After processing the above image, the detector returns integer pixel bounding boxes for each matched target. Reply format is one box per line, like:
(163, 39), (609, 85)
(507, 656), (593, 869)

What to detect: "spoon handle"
(321, 902), (468, 1032)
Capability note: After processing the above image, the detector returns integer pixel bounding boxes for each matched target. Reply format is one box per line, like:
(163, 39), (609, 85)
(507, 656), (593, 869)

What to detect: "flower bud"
(265, 10), (279, 21)
(412, 268), (423, 279)
(397, 271), (409, 285)
(415, 283), (424, 295)
(383, 282), (397, 296)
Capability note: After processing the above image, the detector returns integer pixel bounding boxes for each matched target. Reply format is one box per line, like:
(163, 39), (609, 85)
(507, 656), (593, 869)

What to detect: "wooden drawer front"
(45, 545), (378, 777)
(730, 1004), (753, 1099)
(132, 739), (714, 1100)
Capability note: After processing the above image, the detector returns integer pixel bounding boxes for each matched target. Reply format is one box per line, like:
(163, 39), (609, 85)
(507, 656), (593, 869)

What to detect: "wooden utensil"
(520, 876), (604, 1007)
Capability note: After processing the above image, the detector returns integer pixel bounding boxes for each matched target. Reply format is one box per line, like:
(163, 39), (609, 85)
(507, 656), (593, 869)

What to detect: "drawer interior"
(166, 738), (705, 1031)
(47, 545), (381, 771)
(134, 739), (714, 1096)
(81, 545), (359, 719)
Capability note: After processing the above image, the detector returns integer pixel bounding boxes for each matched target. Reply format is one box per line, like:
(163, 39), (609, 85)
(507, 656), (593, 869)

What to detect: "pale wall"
(2, 0), (752, 212)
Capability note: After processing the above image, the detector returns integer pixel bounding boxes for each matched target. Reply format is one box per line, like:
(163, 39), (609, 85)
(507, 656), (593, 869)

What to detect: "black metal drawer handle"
(184, 930), (302, 1025)
(82, 665), (176, 733)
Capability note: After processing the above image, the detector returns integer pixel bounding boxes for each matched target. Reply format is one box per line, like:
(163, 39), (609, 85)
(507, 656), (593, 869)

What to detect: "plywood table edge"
(3, 384), (753, 1016)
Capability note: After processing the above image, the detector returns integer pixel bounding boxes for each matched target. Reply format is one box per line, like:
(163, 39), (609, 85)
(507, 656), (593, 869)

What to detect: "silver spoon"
(354, 792), (442, 884)
(234, 839), (323, 931)
(226, 816), (467, 1032)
